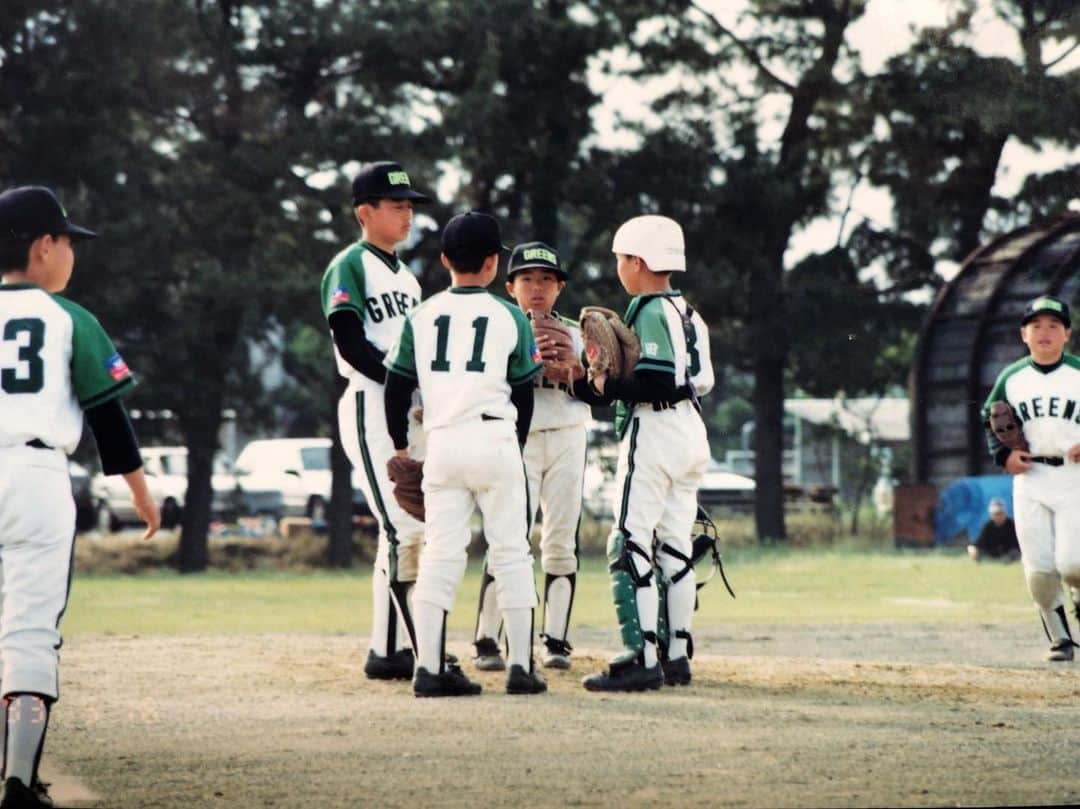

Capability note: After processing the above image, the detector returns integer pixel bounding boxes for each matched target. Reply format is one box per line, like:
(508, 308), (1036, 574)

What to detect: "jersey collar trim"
(1030, 356), (1064, 374)
(360, 240), (401, 273)
(449, 286), (487, 294)
(0, 282), (39, 291)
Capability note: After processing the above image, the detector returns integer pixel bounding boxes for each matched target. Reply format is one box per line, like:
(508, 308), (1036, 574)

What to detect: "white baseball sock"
(503, 607), (533, 670)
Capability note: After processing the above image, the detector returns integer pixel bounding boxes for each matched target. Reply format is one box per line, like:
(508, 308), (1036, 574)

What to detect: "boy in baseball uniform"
(0, 186), (160, 808)
(321, 161), (431, 680)
(472, 242), (608, 671)
(982, 295), (1080, 661)
(384, 212), (546, 697)
(582, 215), (714, 692)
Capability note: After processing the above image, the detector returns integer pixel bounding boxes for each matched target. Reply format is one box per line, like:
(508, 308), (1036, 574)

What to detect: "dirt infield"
(47, 624), (1080, 808)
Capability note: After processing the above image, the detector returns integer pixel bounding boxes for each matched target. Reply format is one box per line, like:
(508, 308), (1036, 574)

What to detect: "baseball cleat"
(413, 664), (482, 698)
(506, 664), (548, 695)
(1046, 639), (1077, 662)
(582, 653), (664, 692)
(364, 648), (415, 680)
(541, 637), (572, 670)
(0, 776), (53, 808)
(662, 656), (692, 686)
(473, 637), (506, 671)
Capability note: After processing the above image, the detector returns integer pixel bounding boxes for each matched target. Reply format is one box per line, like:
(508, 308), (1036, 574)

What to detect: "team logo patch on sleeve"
(644, 341), (659, 357)
(531, 342), (542, 363)
(330, 286), (351, 306)
(104, 353), (131, 381)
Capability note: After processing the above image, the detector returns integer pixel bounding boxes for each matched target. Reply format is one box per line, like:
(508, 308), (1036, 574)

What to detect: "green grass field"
(62, 547), (1034, 637)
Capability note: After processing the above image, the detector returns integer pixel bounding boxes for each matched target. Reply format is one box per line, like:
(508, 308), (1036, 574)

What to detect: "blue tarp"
(933, 475), (1014, 545)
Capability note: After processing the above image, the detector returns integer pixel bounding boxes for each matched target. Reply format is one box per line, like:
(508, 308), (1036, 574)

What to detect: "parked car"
(697, 459), (755, 512)
(69, 460), (96, 532)
(91, 446), (273, 532)
(583, 454), (755, 519)
(232, 438), (368, 522)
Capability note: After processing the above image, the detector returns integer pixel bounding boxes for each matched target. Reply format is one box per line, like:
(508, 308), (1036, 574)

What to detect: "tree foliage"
(2, 0), (1078, 553)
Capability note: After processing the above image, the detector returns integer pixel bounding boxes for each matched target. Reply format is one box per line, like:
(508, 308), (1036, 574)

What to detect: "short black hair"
(445, 253), (490, 273)
(0, 238), (33, 272)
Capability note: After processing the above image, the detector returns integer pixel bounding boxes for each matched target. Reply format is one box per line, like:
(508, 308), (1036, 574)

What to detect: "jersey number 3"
(430, 315), (488, 373)
(1, 318), (45, 394)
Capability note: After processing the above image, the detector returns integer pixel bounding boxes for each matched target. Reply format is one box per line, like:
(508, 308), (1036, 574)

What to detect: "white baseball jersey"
(530, 313), (590, 432)
(385, 287), (542, 431)
(0, 284), (136, 451)
(984, 354), (1080, 457)
(320, 240), (421, 381)
(615, 291), (714, 438)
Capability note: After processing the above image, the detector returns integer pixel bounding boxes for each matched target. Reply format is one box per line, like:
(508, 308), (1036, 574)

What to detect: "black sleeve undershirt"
(604, 369), (677, 405)
(510, 380), (534, 446)
(384, 371), (417, 450)
(571, 376), (613, 406)
(329, 310), (386, 384)
(85, 398), (142, 475)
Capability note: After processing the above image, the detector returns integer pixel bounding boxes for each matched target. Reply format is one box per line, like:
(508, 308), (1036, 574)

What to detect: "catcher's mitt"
(579, 306), (640, 382)
(988, 401), (1029, 453)
(386, 456), (425, 522)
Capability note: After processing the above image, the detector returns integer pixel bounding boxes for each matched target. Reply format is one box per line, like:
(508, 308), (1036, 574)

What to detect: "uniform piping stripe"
(52, 526), (77, 698)
(356, 391), (397, 546)
(617, 417), (640, 539)
(79, 378), (136, 410)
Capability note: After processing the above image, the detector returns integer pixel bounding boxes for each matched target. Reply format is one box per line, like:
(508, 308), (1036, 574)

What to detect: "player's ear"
(440, 253), (454, 272)
(557, 280), (566, 294)
(505, 280), (515, 297)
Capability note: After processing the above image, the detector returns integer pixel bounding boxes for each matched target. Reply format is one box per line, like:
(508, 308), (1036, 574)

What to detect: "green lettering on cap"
(1033, 297), (1063, 313)
(387, 171), (410, 186)
(522, 247), (557, 264)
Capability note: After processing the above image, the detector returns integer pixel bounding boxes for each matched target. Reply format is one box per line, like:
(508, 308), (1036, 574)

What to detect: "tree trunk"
(752, 354), (787, 542)
(327, 413), (354, 568)
(178, 435), (216, 573)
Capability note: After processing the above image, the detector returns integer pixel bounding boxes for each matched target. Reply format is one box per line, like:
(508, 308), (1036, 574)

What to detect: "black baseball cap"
(351, 161), (431, 205)
(0, 186), (97, 242)
(507, 241), (567, 281)
(441, 212), (506, 263)
(1021, 295), (1071, 328)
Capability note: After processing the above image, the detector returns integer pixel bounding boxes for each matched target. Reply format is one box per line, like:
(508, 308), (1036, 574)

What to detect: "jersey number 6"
(430, 315), (489, 373)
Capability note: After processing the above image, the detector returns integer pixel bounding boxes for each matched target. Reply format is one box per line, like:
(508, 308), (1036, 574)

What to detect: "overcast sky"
(589, 0), (1080, 281)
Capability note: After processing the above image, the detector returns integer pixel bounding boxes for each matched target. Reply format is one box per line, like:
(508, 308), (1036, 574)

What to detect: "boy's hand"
(591, 374), (607, 395)
(1004, 450), (1032, 475)
(133, 490), (161, 540)
(1067, 444), (1080, 464)
(123, 468), (161, 540)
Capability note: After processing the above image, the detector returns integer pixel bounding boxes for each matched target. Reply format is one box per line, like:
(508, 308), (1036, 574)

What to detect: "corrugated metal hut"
(910, 214), (1080, 488)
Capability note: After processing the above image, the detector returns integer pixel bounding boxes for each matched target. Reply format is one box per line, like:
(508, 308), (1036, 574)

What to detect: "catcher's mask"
(691, 507), (735, 598)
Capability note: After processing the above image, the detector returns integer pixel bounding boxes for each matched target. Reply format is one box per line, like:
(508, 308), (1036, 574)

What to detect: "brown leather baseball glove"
(386, 456), (425, 522)
(527, 310), (576, 365)
(579, 306), (640, 382)
(988, 401), (1029, 453)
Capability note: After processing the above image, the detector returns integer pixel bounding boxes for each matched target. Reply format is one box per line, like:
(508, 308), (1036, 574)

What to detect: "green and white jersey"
(983, 353), (1080, 457)
(615, 291), (714, 434)
(320, 240), (421, 381)
(385, 287), (542, 431)
(531, 312), (590, 432)
(0, 283), (136, 453)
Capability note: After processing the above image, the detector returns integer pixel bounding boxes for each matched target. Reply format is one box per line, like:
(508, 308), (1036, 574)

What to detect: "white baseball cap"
(611, 215), (686, 272)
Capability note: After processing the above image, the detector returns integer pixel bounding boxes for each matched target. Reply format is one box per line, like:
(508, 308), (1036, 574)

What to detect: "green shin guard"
(656, 574), (670, 660)
(608, 532), (652, 653)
